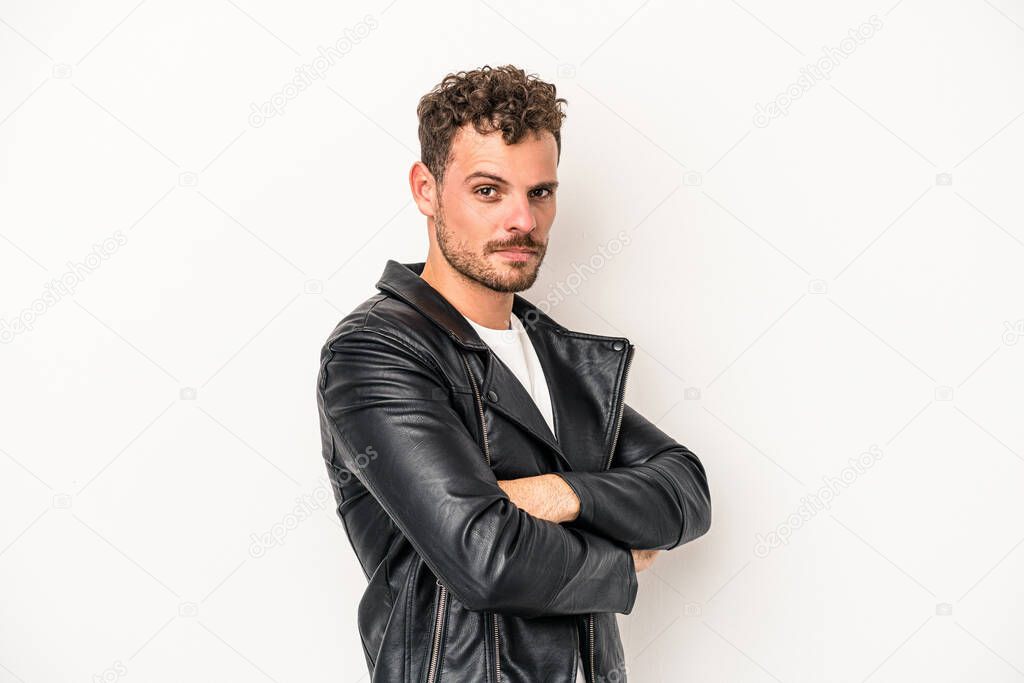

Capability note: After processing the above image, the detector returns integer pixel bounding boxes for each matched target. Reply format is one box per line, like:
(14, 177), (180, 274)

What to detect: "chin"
(507, 270), (541, 292)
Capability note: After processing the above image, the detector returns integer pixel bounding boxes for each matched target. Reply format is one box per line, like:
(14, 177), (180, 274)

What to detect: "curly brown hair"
(416, 64), (568, 190)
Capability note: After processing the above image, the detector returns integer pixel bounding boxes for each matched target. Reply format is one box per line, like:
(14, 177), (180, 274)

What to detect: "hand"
(496, 473), (580, 524)
(630, 548), (661, 572)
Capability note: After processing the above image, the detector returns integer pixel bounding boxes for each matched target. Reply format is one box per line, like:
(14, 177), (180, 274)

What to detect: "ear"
(409, 161), (438, 219)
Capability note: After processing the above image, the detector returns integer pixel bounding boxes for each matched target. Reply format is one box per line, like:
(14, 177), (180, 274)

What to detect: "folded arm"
(317, 328), (638, 618)
(554, 403), (712, 551)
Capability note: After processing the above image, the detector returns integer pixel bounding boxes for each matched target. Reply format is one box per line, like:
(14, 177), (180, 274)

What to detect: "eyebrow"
(463, 171), (559, 191)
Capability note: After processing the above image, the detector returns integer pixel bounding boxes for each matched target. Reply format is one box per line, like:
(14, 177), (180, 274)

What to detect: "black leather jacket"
(316, 259), (712, 682)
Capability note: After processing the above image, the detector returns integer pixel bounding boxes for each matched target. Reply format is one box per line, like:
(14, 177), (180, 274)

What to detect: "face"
(431, 124), (558, 293)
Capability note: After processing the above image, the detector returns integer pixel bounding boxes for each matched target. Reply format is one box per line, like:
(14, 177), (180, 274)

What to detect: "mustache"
(489, 239), (544, 251)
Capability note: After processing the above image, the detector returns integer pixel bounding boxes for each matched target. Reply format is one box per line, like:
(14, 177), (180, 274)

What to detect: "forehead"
(448, 124), (558, 179)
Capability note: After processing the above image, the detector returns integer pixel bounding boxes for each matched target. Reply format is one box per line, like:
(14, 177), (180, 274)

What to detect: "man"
(316, 64), (712, 683)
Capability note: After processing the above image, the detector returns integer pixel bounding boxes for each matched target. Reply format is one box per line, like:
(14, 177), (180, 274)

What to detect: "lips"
(494, 248), (537, 262)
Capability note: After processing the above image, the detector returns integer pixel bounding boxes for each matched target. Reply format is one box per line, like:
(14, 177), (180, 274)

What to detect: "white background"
(2, 1), (1023, 681)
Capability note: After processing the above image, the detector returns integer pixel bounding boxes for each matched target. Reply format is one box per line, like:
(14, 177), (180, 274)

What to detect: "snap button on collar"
(486, 389), (499, 402)
(612, 341), (625, 351)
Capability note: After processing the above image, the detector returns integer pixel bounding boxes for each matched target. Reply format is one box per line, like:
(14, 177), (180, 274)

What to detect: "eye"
(476, 186), (498, 198)
(531, 188), (553, 199)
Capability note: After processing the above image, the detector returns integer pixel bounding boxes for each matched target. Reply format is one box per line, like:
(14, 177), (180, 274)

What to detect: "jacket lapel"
(375, 259), (631, 473)
(477, 349), (561, 453)
(518, 313), (630, 473)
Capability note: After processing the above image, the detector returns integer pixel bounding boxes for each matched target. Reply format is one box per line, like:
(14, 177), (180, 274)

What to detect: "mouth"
(493, 248), (537, 262)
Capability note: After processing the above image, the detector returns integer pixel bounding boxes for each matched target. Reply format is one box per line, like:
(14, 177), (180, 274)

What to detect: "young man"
(316, 64), (711, 683)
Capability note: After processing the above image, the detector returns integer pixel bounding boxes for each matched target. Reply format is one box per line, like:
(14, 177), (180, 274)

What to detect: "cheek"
(536, 200), (556, 222)
(447, 205), (497, 248)
(535, 209), (556, 235)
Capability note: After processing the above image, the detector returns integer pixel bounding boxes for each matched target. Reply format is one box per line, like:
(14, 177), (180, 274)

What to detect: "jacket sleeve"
(555, 403), (712, 551)
(317, 328), (638, 618)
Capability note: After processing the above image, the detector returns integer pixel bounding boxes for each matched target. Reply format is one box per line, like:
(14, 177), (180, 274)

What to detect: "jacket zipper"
(459, 352), (501, 683)
(427, 577), (448, 683)
(603, 344), (635, 472)
(588, 342), (635, 683)
(491, 612), (502, 683)
(460, 352), (492, 466)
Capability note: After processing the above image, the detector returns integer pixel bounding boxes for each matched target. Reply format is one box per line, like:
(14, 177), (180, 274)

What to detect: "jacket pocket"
(497, 612), (579, 682)
(424, 583), (492, 682)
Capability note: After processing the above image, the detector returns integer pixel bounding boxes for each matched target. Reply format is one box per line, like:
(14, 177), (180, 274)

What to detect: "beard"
(433, 195), (545, 293)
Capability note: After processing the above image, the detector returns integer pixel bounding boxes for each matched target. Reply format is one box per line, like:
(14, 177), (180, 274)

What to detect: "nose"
(504, 194), (537, 233)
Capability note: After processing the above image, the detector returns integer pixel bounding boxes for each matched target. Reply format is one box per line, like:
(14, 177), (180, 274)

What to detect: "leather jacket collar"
(374, 259), (635, 475)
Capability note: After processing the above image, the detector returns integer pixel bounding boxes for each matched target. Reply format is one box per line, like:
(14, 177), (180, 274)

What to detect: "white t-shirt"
(463, 312), (587, 682)
(464, 311), (556, 439)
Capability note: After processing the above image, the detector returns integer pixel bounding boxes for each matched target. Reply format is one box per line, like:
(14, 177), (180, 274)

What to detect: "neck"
(420, 253), (514, 330)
